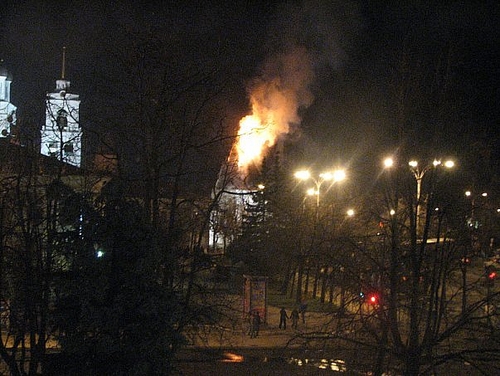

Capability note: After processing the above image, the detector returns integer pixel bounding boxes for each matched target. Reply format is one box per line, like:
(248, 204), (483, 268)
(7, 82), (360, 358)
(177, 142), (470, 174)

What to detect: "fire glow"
(233, 47), (314, 175)
(236, 114), (276, 171)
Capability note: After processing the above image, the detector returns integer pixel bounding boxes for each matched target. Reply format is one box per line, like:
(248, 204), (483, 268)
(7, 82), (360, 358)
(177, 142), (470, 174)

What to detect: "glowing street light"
(383, 157), (394, 168)
(294, 170), (311, 181)
(306, 187), (316, 197)
(332, 170), (346, 182)
(408, 159), (454, 220)
(383, 157), (455, 235)
(295, 169), (346, 208)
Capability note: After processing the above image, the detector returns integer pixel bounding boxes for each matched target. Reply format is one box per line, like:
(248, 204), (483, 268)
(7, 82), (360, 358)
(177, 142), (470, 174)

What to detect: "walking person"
(291, 308), (299, 329)
(252, 311), (261, 338)
(279, 307), (289, 330)
(246, 311), (253, 336)
(299, 301), (308, 324)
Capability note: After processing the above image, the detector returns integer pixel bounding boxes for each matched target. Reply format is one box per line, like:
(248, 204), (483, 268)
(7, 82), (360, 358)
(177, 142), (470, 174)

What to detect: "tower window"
(47, 142), (58, 157)
(56, 109), (68, 130)
(63, 143), (74, 154)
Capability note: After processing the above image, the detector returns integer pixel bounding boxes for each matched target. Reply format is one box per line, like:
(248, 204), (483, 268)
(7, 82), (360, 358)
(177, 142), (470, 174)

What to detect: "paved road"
(189, 304), (334, 350)
(176, 306), (349, 375)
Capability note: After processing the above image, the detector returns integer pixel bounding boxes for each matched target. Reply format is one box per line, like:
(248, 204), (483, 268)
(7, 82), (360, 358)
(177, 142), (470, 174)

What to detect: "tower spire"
(55, 47), (70, 91)
(61, 46), (66, 79)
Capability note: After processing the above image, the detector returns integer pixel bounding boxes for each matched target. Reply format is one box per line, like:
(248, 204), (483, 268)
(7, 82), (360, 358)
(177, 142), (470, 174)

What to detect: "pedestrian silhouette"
(250, 311), (261, 338)
(299, 302), (308, 324)
(291, 308), (299, 329)
(279, 307), (289, 329)
(252, 311), (260, 338)
(246, 311), (253, 336)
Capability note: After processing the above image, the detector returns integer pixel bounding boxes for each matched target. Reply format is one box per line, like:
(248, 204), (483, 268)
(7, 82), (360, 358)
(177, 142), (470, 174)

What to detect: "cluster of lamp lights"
(466, 192), (500, 212)
(464, 190), (500, 227)
(465, 191), (487, 198)
(294, 169), (354, 216)
(383, 157), (455, 170)
(383, 157), (456, 234)
(383, 159), (500, 228)
(383, 157), (455, 196)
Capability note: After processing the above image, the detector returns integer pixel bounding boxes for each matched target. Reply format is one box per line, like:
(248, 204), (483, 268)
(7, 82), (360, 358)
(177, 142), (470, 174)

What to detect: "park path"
(190, 304), (333, 350)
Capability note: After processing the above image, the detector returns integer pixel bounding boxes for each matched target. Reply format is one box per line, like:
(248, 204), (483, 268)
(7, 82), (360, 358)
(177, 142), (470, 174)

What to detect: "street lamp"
(295, 169), (346, 208)
(383, 157), (455, 235)
(408, 160), (454, 232)
(383, 157), (394, 168)
(465, 190), (488, 230)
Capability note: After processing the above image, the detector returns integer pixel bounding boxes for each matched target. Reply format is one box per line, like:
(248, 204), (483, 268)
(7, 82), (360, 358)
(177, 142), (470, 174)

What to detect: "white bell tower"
(0, 61), (17, 138)
(41, 47), (82, 167)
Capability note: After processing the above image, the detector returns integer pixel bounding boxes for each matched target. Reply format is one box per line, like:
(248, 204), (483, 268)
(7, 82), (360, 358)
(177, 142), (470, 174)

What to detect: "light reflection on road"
(289, 357), (347, 372)
(220, 352), (245, 362)
(216, 352), (348, 372)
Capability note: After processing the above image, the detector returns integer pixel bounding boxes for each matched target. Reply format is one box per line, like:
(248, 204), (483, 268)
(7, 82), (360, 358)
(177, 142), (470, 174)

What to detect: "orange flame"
(234, 47), (314, 175)
(236, 114), (272, 169)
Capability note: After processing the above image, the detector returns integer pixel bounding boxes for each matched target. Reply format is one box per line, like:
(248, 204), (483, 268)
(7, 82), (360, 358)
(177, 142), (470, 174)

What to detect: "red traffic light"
(368, 294), (379, 304)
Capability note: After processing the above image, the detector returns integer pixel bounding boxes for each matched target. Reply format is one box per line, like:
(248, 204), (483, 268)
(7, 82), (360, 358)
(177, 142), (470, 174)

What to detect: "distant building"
(0, 61), (17, 139)
(40, 48), (82, 168)
(209, 140), (284, 254)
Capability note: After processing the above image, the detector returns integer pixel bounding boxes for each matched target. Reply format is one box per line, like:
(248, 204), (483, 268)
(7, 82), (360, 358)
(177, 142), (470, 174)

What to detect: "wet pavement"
(173, 305), (347, 375)
(189, 304), (333, 349)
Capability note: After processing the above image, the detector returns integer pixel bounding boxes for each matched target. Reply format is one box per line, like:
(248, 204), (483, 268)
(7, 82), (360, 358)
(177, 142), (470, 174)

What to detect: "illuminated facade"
(209, 145), (259, 253)
(41, 49), (82, 167)
(0, 64), (17, 138)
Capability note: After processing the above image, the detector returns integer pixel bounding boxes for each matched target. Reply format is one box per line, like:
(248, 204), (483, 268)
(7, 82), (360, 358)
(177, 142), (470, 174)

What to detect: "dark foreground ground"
(172, 348), (353, 375)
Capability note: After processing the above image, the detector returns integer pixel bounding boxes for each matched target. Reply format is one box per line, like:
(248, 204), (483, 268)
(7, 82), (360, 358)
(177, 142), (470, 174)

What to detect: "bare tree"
(0, 138), (93, 375)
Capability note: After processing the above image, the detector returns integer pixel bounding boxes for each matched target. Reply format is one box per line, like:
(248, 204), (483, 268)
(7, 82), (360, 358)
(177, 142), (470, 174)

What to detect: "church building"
(40, 47), (82, 168)
(0, 61), (17, 139)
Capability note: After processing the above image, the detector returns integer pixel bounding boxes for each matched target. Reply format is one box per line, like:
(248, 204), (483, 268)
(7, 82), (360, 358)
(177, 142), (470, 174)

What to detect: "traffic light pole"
(485, 267), (496, 330)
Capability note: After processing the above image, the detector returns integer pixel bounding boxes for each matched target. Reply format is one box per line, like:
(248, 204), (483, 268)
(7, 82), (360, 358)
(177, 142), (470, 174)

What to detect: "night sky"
(1, 1), (499, 188)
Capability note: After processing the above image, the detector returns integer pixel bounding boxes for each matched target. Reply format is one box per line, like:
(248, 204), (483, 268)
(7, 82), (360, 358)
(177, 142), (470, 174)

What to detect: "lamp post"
(408, 159), (454, 235)
(464, 190), (489, 257)
(295, 168), (346, 305)
(295, 169), (346, 208)
(465, 190), (488, 230)
(384, 158), (454, 236)
(460, 189), (487, 315)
